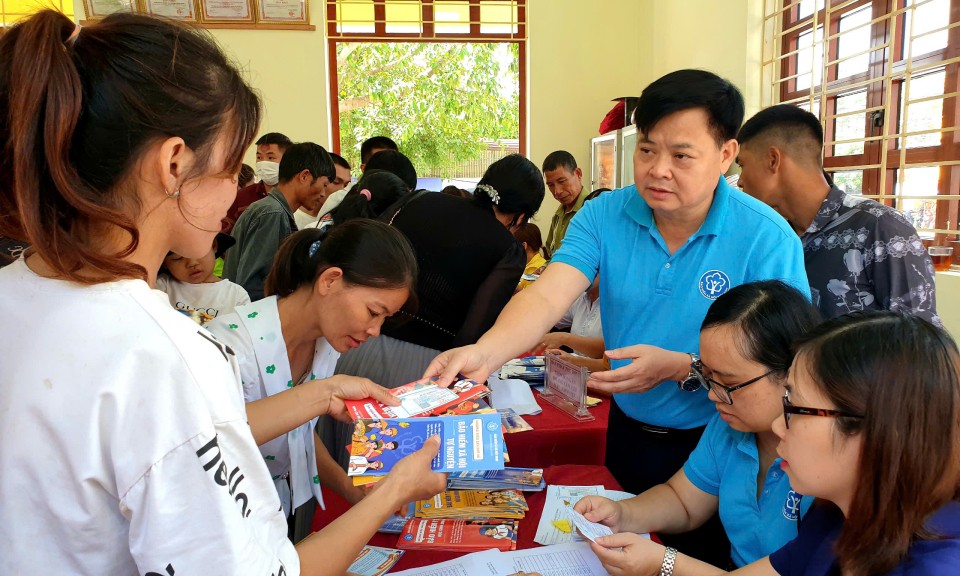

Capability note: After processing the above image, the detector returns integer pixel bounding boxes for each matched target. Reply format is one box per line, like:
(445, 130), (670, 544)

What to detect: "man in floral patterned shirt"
(736, 104), (939, 324)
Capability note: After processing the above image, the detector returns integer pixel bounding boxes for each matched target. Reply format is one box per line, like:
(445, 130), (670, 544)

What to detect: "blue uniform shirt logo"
(782, 490), (802, 521)
(699, 270), (731, 300)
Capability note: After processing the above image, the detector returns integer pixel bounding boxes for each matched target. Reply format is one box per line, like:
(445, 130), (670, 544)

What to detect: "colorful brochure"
(346, 545), (404, 576)
(347, 413), (505, 479)
(346, 376), (491, 419)
(415, 489), (528, 520)
(498, 408), (533, 433)
(397, 518), (519, 552)
(446, 467), (545, 491)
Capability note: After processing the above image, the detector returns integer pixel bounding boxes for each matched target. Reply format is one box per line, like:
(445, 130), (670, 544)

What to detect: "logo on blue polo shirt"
(782, 490), (802, 521)
(698, 270), (731, 300)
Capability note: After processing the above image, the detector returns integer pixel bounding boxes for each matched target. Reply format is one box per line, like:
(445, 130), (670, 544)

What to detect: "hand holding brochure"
(347, 413), (505, 477)
(345, 376), (490, 419)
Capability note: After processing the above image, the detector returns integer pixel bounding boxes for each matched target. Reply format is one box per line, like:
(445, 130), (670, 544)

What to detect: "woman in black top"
(333, 154), (545, 389)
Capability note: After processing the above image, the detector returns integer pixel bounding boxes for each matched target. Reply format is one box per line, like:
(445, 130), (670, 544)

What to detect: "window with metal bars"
(761, 0), (960, 240)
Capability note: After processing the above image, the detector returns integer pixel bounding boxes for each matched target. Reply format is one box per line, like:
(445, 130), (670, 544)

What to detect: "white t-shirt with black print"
(0, 258), (299, 575)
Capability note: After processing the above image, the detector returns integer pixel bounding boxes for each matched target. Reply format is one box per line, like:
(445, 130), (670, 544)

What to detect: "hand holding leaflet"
(566, 506), (613, 543)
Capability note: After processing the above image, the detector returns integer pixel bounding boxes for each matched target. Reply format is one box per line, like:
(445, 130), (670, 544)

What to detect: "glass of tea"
(928, 246), (954, 272)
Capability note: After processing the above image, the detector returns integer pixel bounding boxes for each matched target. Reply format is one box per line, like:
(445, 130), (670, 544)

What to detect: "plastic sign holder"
(541, 354), (594, 422)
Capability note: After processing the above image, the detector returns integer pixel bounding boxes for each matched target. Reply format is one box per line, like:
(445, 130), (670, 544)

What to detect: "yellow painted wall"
(935, 271), (960, 336)
(642, 0), (763, 117)
(524, 0), (647, 229)
(209, 26), (333, 160)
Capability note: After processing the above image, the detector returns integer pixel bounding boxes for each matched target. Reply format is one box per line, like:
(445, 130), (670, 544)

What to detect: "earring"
(165, 188), (180, 199)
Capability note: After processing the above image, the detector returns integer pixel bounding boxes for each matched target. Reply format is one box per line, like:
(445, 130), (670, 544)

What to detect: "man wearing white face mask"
(223, 132), (293, 233)
(224, 142), (337, 301)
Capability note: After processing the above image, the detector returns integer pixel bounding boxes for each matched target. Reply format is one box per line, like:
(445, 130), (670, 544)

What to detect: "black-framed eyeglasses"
(781, 389), (863, 429)
(688, 360), (775, 405)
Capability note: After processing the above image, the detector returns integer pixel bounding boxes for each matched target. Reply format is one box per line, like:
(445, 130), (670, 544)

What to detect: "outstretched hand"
(587, 345), (689, 395)
(423, 345), (498, 387)
(317, 374), (401, 422)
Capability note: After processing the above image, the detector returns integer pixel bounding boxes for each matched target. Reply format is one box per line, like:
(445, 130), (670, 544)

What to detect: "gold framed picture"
(143, 0), (199, 21)
(198, 0), (255, 23)
(82, 0), (138, 19)
(256, 0), (307, 25)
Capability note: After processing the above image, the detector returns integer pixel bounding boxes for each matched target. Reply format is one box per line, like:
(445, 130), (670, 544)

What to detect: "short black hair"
(329, 152), (351, 171)
(737, 104), (825, 166)
(255, 132), (293, 151)
(278, 142), (336, 184)
(635, 69), (744, 147)
(360, 136), (399, 164)
(542, 150), (578, 174)
(701, 280), (820, 380)
(363, 149), (417, 189)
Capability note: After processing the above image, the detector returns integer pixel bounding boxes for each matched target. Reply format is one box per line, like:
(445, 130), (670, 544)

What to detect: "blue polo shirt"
(684, 414), (811, 566)
(551, 178), (808, 429)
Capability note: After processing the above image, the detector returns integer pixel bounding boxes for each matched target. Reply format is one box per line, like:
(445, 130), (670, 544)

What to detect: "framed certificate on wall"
(83, 0), (138, 19)
(198, 0), (255, 23)
(257, 0), (307, 24)
(144, 0), (199, 21)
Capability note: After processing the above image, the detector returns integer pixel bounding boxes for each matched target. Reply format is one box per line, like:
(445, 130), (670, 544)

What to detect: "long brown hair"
(793, 311), (960, 575)
(0, 11), (260, 283)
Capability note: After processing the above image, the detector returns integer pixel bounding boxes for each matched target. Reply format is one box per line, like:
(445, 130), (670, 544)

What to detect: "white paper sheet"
(388, 549), (510, 576)
(488, 377), (542, 415)
(502, 542), (609, 576)
(533, 485), (605, 545)
(389, 542), (609, 576)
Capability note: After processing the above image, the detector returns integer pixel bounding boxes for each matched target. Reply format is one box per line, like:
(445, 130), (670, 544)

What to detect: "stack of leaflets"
(347, 413), (505, 486)
(345, 376), (491, 419)
(499, 356), (545, 382)
(397, 518), (519, 552)
(446, 467), (546, 492)
(415, 489), (528, 520)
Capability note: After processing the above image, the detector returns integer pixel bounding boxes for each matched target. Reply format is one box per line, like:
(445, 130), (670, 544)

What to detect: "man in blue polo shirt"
(425, 69), (807, 563)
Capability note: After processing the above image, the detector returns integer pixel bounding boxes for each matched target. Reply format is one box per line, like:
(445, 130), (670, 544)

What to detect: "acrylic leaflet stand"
(540, 354), (594, 422)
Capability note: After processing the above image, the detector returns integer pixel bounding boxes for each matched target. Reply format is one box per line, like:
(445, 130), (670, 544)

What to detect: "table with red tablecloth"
(503, 390), (610, 469)
(312, 464), (622, 572)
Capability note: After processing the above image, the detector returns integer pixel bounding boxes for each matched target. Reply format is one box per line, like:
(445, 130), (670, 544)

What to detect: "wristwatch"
(659, 546), (678, 576)
(677, 352), (702, 392)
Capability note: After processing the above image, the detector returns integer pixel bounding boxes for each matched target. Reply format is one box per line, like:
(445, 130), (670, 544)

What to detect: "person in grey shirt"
(736, 104), (939, 325)
(223, 142), (335, 300)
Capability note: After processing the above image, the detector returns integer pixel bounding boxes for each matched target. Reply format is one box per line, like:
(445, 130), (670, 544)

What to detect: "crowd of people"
(0, 10), (958, 576)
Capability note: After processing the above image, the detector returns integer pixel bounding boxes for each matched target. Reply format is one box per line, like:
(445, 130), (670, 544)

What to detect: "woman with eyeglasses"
(576, 280), (820, 570)
(583, 310), (960, 576)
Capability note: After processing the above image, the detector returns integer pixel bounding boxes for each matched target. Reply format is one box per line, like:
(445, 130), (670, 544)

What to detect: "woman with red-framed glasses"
(576, 280), (820, 572)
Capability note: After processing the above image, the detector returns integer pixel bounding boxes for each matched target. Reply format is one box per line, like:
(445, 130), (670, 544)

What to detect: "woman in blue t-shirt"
(576, 280), (819, 568)
(587, 311), (960, 576)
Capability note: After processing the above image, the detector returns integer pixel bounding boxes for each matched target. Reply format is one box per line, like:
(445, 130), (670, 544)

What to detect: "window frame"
(766, 0), (960, 239)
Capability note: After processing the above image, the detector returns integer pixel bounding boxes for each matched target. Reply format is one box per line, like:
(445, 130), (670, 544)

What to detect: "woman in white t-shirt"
(156, 231), (251, 324)
(0, 11), (445, 576)
(208, 221), (415, 536)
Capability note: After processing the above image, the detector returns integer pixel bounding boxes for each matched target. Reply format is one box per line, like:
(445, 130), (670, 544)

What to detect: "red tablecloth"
(503, 391), (610, 469)
(313, 464), (622, 572)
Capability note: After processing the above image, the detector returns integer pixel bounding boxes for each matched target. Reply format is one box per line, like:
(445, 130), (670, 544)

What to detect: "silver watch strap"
(659, 546), (678, 576)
